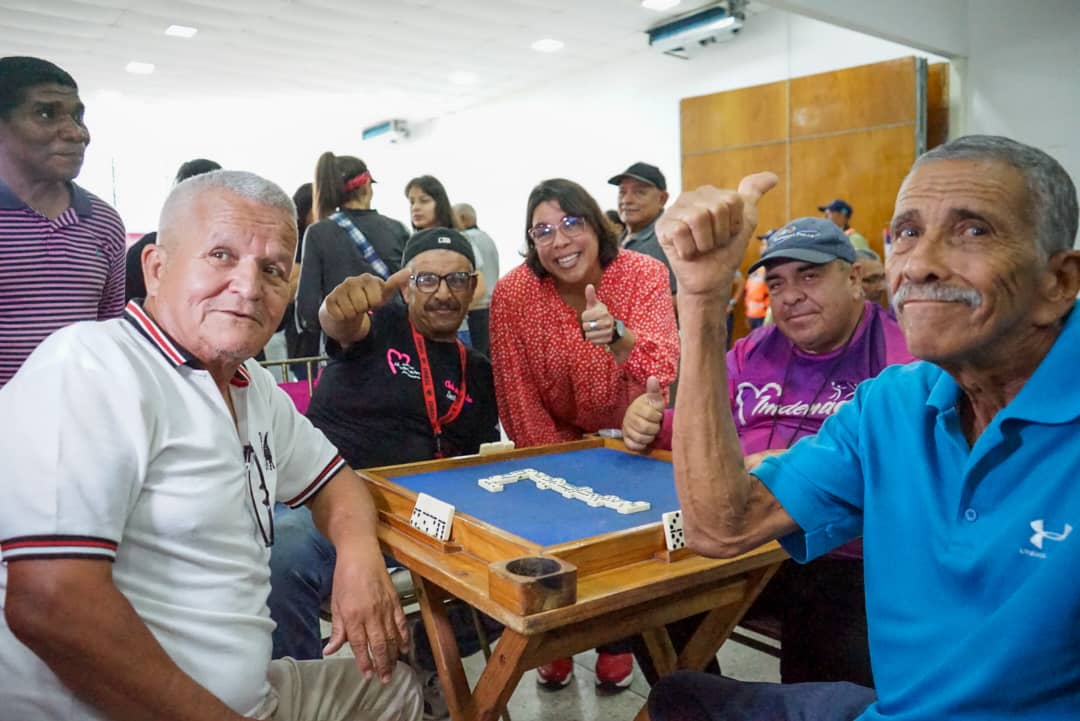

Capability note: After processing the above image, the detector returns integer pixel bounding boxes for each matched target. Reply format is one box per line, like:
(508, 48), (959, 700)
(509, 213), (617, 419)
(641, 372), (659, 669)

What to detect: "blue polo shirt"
(754, 301), (1080, 720)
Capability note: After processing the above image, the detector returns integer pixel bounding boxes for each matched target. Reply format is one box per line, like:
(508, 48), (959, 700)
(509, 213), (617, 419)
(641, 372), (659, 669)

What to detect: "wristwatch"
(609, 318), (626, 345)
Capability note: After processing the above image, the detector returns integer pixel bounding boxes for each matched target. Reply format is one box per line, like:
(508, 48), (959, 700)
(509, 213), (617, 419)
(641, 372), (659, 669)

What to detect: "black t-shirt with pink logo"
(307, 303), (499, 468)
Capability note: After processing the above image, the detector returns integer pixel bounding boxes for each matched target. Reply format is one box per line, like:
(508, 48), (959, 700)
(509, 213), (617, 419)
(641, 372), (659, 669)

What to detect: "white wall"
(79, 8), (942, 272)
(768, 0), (1080, 247)
(964, 0), (1079, 200)
(765, 0), (969, 57)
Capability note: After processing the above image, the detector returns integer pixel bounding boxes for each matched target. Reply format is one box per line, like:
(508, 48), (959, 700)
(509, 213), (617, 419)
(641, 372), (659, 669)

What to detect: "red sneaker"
(536, 657), (574, 688)
(594, 651), (634, 689)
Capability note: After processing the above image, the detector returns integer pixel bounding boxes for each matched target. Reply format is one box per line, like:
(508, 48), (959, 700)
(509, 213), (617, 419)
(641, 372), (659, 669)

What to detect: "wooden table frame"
(360, 439), (786, 721)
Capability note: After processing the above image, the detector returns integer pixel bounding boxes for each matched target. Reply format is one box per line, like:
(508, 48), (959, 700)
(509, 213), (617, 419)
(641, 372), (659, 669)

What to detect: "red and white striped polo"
(0, 303), (346, 718)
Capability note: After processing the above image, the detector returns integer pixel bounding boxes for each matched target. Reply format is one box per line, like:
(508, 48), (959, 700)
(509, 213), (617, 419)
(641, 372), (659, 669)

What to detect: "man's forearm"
(309, 468), (381, 551)
(6, 560), (248, 721)
(673, 293), (761, 557)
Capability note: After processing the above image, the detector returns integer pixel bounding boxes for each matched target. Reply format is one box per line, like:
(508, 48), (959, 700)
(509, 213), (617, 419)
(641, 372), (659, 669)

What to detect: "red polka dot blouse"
(490, 250), (679, 447)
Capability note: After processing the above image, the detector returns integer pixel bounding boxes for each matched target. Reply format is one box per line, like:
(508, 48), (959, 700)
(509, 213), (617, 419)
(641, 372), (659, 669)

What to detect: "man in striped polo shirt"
(0, 56), (125, 387)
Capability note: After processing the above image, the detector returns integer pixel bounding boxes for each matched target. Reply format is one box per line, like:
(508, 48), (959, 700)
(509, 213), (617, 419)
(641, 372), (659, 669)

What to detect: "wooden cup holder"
(488, 555), (577, 615)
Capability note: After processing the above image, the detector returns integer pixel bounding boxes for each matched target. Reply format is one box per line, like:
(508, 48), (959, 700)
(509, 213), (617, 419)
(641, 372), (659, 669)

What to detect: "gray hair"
(159, 169), (296, 241)
(453, 202), (476, 223)
(910, 135), (1078, 258)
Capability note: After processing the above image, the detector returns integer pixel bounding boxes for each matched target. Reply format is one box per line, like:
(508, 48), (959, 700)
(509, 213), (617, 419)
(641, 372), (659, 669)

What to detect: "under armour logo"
(1029, 519), (1072, 550)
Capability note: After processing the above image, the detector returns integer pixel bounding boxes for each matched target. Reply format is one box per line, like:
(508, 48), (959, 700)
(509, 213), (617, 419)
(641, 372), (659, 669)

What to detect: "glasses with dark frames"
(527, 215), (588, 246)
(410, 271), (476, 294)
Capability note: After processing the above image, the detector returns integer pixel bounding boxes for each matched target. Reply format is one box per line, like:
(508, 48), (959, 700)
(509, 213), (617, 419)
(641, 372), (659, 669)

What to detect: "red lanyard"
(409, 321), (468, 458)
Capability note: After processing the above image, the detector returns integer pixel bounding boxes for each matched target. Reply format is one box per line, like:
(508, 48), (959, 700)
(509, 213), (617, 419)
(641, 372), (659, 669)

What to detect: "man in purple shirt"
(623, 216), (913, 686)
(0, 56), (125, 387)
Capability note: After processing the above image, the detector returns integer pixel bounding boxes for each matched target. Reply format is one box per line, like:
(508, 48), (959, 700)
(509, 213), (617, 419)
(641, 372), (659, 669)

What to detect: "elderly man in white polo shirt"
(0, 171), (421, 721)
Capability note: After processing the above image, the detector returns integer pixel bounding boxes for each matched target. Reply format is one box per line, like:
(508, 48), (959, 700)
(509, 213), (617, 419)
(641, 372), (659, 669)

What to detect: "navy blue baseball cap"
(749, 217), (856, 273)
(818, 198), (853, 216)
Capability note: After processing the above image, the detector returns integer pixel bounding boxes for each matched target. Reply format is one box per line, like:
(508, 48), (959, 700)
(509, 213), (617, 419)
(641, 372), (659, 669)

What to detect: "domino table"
(358, 438), (786, 721)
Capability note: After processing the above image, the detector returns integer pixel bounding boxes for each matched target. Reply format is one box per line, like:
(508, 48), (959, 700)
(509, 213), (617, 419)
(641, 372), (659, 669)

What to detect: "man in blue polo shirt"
(0, 56), (125, 387)
(646, 135), (1079, 721)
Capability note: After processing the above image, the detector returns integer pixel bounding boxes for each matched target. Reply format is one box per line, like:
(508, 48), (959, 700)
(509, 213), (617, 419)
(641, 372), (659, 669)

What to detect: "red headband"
(344, 171), (372, 191)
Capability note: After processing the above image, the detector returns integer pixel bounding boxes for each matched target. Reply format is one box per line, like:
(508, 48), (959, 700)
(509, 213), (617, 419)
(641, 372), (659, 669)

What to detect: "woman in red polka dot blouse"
(490, 178), (680, 448)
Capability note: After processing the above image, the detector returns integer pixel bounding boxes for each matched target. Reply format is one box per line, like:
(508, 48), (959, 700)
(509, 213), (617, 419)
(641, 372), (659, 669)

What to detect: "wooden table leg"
(677, 565), (778, 670)
(468, 606), (513, 721)
(632, 565), (781, 721)
(416, 577), (474, 721)
(640, 626), (678, 678)
(633, 703), (653, 721)
(470, 630), (536, 721)
(415, 577), (539, 721)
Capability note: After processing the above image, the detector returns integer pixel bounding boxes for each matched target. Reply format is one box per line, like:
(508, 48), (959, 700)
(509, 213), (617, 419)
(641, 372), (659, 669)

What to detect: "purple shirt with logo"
(655, 301), (913, 557)
(727, 301), (913, 456)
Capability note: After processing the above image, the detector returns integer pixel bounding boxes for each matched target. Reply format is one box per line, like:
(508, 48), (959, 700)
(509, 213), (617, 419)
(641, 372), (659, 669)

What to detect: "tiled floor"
(324, 613), (779, 721)
(457, 629), (780, 721)
(325, 613), (780, 721)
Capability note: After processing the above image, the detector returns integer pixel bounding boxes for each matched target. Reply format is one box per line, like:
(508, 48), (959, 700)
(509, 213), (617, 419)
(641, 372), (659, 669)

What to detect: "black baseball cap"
(402, 227), (475, 268)
(817, 199), (853, 216)
(608, 162), (667, 191)
(749, 217), (856, 273)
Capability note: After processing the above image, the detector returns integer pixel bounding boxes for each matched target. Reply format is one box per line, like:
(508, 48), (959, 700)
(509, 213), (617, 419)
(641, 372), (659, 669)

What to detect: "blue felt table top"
(386, 448), (679, 547)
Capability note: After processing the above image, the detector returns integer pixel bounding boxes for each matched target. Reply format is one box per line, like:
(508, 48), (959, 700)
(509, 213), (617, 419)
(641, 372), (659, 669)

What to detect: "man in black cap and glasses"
(0, 170), (422, 720)
(610, 161), (677, 297)
(271, 226), (500, 718)
(304, 226), (499, 510)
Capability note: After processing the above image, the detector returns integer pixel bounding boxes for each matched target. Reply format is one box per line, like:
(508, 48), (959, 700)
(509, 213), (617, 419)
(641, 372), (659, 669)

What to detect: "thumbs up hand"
(656, 172), (778, 297)
(324, 268), (412, 322)
(622, 376), (667, 451)
(580, 283), (617, 347)
(319, 267), (412, 346)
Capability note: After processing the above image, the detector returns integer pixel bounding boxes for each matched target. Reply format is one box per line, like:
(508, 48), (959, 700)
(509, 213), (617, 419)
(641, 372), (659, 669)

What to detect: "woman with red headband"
(295, 152), (410, 338)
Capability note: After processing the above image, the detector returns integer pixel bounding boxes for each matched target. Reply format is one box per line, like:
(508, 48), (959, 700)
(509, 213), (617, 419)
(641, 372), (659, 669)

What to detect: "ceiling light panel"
(531, 38), (565, 53)
(125, 61), (155, 74)
(165, 24), (198, 38)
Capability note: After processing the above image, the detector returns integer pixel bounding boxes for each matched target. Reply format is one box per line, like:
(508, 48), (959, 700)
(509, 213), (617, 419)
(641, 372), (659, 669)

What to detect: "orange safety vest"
(744, 269), (769, 319)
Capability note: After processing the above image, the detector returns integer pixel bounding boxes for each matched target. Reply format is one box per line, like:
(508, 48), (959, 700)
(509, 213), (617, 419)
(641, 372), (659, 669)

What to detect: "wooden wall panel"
(682, 143), (789, 253)
(789, 125), (915, 260)
(681, 56), (946, 341)
(681, 80), (788, 154)
(927, 62), (950, 150)
(789, 57), (916, 138)
(683, 143), (788, 339)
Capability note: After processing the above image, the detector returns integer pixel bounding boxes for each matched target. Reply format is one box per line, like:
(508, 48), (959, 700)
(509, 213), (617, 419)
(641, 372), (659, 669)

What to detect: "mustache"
(894, 283), (982, 308)
(424, 299), (461, 312)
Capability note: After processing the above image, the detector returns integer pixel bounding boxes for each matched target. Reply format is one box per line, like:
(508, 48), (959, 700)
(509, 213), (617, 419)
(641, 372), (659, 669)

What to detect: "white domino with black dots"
(410, 492), (456, 542)
(477, 468), (651, 514)
(662, 509), (685, 551)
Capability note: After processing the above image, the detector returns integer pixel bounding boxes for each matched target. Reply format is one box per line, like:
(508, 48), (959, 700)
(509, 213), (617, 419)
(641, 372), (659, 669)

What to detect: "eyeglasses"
(527, 215), (588, 246)
(243, 444), (274, 547)
(411, 271), (476, 294)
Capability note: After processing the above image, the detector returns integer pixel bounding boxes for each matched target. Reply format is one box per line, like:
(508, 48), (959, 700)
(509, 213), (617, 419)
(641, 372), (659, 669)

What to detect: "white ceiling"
(0, 0), (763, 123)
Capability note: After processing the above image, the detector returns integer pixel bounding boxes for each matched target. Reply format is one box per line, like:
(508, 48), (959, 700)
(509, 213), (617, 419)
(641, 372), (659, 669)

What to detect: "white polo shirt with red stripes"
(0, 301), (346, 719)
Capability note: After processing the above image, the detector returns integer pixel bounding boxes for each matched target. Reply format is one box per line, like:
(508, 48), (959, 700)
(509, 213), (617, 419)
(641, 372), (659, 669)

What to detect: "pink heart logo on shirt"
(387, 348), (411, 374)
